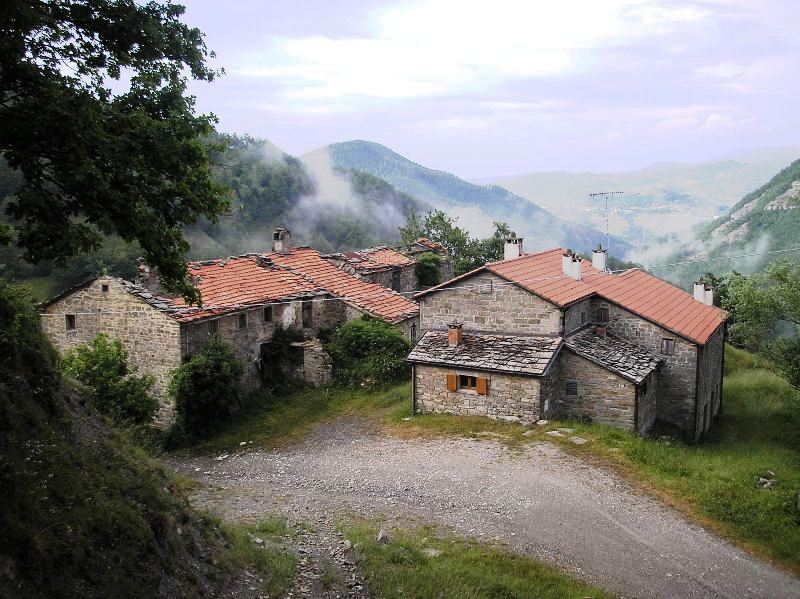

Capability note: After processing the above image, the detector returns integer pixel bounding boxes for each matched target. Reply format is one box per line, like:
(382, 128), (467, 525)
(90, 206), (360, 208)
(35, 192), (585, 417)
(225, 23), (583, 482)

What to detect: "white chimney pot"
(504, 237), (523, 260)
(693, 282), (706, 303)
(591, 246), (608, 272)
(704, 285), (714, 306)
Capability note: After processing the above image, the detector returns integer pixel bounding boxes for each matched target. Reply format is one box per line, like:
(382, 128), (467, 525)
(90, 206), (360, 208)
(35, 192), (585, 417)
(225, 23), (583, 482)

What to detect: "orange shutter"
(446, 373), (457, 391)
(476, 377), (488, 395)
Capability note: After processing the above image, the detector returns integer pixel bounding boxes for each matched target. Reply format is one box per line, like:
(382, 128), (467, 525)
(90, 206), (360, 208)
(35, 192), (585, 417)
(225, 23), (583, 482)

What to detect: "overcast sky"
(183, 0), (799, 179)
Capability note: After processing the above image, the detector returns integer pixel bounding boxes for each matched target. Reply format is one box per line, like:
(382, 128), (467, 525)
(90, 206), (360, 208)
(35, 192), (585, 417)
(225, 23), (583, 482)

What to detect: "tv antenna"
(589, 191), (624, 253)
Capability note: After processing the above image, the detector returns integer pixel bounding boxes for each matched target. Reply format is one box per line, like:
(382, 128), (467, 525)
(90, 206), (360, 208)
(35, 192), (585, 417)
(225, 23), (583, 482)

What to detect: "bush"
(61, 334), (157, 424)
(325, 317), (410, 387)
(415, 251), (442, 287)
(168, 335), (244, 436)
(258, 326), (306, 390)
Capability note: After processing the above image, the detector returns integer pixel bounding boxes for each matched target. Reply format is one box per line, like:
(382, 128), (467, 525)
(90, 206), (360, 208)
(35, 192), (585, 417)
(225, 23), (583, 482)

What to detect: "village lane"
(170, 419), (800, 599)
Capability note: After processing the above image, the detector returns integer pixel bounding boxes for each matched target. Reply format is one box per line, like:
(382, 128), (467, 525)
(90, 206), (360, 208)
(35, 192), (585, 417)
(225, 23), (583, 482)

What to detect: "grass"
(188, 383), (410, 454)
(206, 512), (298, 598)
(341, 521), (615, 599)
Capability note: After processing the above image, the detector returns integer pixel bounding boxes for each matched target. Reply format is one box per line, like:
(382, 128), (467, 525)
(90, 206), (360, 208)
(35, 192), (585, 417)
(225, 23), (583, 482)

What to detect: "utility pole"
(589, 191), (624, 253)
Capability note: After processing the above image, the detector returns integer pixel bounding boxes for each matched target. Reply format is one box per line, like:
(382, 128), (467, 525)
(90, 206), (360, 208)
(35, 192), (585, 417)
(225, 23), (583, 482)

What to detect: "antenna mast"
(589, 191), (624, 253)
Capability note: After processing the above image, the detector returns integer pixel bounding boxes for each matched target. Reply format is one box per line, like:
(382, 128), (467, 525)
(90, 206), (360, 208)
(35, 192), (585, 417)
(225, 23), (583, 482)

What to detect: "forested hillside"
(662, 158), (800, 285)
(316, 140), (628, 256)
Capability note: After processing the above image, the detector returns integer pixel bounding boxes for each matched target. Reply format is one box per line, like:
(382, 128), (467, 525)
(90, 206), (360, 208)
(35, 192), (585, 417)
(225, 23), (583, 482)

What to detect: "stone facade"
(557, 349), (637, 431)
(563, 298), (593, 335)
(695, 324), (724, 437)
(637, 370), (658, 434)
(42, 277), (182, 401)
(289, 339), (333, 386)
(359, 264), (417, 295)
(413, 364), (543, 424)
(419, 272), (562, 336)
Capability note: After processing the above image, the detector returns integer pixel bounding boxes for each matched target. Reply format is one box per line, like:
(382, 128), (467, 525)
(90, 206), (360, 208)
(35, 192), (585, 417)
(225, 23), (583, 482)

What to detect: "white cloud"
(237, 0), (711, 105)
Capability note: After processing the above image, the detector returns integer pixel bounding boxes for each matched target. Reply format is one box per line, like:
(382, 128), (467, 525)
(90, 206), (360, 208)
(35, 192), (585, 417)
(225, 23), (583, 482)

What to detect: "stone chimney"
(595, 325), (607, 337)
(592, 245), (608, 272)
(448, 322), (463, 347)
(503, 236), (523, 260)
(136, 260), (165, 295)
(272, 228), (292, 255)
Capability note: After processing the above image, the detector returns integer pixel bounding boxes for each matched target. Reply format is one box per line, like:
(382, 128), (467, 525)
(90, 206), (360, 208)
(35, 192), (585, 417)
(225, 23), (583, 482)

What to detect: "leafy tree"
(415, 252), (442, 287)
(1, 1), (230, 302)
(61, 334), (157, 424)
(325, 317), (410, 387)
(168, 335), (244, 436)
(724, 260), (800, 389)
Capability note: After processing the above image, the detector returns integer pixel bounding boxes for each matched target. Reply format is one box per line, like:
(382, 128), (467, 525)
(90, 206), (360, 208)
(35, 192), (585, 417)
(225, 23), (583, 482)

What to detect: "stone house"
(42, 232), (419, 421)
(403, 237), (454, 282)
(323, 246), (418, 294)
(409, 241), (726, 439)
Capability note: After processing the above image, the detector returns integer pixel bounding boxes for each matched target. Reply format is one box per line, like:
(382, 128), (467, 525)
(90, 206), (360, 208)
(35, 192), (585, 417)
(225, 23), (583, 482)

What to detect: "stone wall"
(637, 370), (658, 435)
(361, 264), (418, 294)
(563, 298), (592, 335)
(414, 364), (542, 424)
(556, 349), (637, 431)
(695, 323), (724, 438)
(593, 298), (698, 433)
(41, 277), (182, 421)
(289, 339), (333, 385)
(540, 354), (560, 418)
(419, 272), (562, 336)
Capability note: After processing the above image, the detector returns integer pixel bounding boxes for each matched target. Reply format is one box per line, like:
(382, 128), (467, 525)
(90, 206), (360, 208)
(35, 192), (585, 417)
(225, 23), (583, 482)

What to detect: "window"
(65, 314), (76, 331)
(302, 301), (313, 328)
(566, 381), (578, 396)
(477, 279), (493, 294)
(238, 313), (247, 329)
(263, 306), (273, 322)
(459, 375), (477, 390)
(208, 319), (218, 334)
(596, 307), (610, 323)
(101, 284), (109, 293)
(580, 311), (586, 324)
(391, 270), (402, 291)
(410, 323), (417, 342)
(660, 338), (675, 356)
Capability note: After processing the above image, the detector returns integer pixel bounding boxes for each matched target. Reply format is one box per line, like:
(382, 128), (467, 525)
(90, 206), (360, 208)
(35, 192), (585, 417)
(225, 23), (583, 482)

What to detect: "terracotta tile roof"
(170, 255), (322, 322)
(416, 247), (726, 345)
(269, 247), (419, 323)
(407, 331), (562, 376)
(565, 328), (661, 384)
(363, 247), (416, 267)
(333, 246), (416, 273)
(412, 237), (446, 253)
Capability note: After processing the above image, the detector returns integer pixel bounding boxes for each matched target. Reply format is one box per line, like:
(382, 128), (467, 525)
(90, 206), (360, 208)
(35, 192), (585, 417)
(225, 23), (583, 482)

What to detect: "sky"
(182, 0), (800, 179)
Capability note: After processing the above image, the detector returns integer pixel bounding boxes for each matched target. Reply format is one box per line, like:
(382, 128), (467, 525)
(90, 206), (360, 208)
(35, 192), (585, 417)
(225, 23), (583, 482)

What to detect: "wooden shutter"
(476, 377), (488, 395)
(446, 373), (457, 391)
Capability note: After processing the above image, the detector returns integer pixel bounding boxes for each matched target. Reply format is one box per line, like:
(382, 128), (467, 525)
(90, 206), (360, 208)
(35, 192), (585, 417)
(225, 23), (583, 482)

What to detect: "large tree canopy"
(0, 0), (230, 302)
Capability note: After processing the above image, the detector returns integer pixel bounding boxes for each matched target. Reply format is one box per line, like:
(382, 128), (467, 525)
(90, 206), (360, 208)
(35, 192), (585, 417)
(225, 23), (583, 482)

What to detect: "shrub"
(61, 334), (157, 424)
(415, 251), (442, 287)
(258, 326), (306, 390)
(325, 317), (410, 386)
(168, 335), (244, 436)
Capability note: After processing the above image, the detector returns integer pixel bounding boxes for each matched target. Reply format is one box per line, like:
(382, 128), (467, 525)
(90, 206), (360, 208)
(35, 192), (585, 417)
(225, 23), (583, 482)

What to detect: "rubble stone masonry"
(420, 272), (561, 336)
(41, 277), (182, 413)
(414, 364), (543, 424)
(557, 349), (637, 431)
(695, 324), (724, 438)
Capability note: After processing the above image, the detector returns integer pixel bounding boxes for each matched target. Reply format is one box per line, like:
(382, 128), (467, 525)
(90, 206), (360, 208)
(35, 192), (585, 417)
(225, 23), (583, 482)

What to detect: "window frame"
(301, 300), (313, 328)
(580, 311), (586, 324)
(458, 374), (478, 391)
(237, 312), (247, 330)
(565, 381), (578, 396)
(596, 307), (610, 323)
(65, 314), (76, 331)
(660, 337), (675, 356)
(208, 319), (219, 334)
(263, 305), (273, 323)
(101, 284), (109, 293)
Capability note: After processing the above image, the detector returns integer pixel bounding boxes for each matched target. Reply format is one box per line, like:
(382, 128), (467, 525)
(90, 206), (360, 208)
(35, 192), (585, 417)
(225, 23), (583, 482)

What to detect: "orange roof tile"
(363, 247), (416, 267)
(416, 247), (726, 345)
(269, 247), (419, 323)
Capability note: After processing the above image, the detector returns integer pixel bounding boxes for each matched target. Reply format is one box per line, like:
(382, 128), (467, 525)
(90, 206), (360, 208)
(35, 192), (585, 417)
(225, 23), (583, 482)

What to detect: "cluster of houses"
(42, 229), (726, 439)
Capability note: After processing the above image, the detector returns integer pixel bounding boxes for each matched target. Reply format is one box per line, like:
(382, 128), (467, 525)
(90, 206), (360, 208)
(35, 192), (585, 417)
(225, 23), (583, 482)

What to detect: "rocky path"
(170, 418), (800, 599)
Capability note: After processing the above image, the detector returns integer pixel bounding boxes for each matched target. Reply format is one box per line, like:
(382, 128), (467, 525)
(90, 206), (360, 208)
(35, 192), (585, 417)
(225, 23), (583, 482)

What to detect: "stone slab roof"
(407, 331), (562, 376)
(565, 328), (661, 384)
(333, 246), (416, 273)
(416, 247), (727, 345)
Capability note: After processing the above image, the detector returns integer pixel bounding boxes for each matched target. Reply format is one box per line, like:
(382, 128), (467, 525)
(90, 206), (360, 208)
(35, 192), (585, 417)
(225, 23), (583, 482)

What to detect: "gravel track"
(170, 418), (800, 599)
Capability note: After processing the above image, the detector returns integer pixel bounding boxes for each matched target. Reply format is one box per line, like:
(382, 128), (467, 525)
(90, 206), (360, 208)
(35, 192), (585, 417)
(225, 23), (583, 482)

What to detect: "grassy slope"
(192, 346), (800, 574)
(342, 522), (615, 599)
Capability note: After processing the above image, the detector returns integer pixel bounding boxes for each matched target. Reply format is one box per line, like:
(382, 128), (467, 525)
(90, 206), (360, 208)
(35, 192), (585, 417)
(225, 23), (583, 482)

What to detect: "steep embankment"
(311, 140), (629, 256)
(0, 288), (245, 598)
(663, 158), (800, 285)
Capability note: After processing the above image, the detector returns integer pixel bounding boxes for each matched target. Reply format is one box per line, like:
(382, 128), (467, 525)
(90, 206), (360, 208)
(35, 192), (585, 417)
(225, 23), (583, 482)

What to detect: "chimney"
(570, 255), (582, 281)
(503, 236), (523, 260)
(595, 325), (607, 338)
(704, 284), (714, 307)
(693, 282), (706, 303)
(448, 322), (463, 347)
(272, 228), (292, 255)
(591, 244), (608, 272)
(135, 260), (165, 295)
(562, 251), (572, 276)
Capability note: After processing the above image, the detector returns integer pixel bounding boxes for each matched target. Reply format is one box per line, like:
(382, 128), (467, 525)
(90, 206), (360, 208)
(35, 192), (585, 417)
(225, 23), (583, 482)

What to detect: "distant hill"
(480, 147), (800, 252)
(310, 140), (628, 256)
(660, 158), (800, 286)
